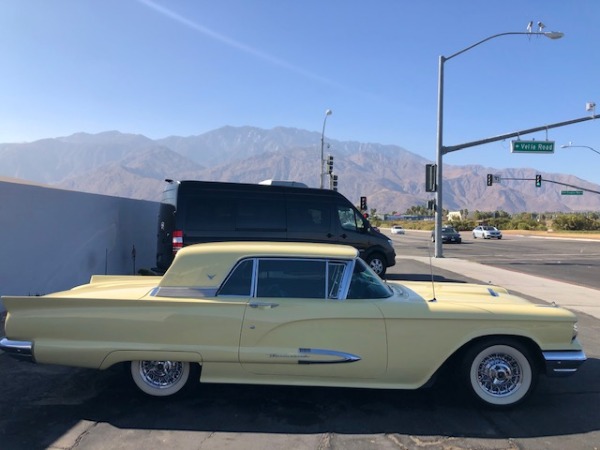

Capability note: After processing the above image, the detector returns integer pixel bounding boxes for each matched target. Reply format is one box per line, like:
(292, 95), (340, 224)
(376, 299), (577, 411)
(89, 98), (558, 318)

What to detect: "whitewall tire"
(130, 360), (193, 397)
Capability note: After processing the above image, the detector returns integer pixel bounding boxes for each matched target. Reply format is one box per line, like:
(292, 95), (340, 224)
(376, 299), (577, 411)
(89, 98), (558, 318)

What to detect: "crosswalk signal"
(535, 175), (542, 188)
(486, 174), (493, 186)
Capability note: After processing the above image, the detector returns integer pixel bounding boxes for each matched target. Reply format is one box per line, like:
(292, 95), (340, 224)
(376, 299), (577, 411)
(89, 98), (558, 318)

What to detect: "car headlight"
(387, 239), (393, 247)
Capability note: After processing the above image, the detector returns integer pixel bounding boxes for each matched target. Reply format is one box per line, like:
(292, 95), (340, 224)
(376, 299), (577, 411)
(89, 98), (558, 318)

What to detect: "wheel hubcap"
(477, 353), (521, 397)
(370, 260), (383, 273)
(139, 361), (184, 389)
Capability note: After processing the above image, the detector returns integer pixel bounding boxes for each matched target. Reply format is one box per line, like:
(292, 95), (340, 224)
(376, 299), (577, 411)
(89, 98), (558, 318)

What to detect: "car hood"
(389, 280), (574, 317)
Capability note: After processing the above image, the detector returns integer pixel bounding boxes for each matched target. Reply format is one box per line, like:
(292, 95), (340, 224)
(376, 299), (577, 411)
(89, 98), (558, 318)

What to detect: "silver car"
(473, 226), (502, 239)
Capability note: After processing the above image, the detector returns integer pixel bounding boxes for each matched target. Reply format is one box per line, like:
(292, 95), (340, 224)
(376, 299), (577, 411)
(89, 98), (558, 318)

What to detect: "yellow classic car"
(0, 241), (586, 408)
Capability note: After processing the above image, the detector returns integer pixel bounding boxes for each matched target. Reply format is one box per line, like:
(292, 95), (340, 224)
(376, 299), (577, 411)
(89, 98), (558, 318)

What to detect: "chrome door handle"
(249, 302), (279, 309)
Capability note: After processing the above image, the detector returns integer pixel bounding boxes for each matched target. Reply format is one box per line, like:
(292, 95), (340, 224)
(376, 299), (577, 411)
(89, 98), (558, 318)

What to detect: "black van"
(155, 180), (396, 275)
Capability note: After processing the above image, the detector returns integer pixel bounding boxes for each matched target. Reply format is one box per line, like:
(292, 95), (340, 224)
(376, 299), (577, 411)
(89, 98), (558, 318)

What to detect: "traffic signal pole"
(442, 113), (600, 155)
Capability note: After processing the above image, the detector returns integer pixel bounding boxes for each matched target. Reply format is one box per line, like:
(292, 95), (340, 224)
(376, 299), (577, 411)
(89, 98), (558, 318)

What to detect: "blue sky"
(1, 1), (600, 185)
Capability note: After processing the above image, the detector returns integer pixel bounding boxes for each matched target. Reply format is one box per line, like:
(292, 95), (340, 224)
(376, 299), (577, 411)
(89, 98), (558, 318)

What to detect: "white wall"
(0, 180), (158, 309)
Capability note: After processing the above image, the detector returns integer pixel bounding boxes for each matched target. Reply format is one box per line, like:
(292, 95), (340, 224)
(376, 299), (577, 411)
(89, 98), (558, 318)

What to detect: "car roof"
(160, 241), (359, 288)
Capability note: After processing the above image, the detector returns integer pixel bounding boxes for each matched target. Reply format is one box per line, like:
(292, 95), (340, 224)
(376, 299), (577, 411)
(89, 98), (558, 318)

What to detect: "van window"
(236, 197), (286, 231)
(337, 206), (366, 232)
(161, 185), (178, 207)
(287, 200), (331, 233)
(184, 196), (235, 231)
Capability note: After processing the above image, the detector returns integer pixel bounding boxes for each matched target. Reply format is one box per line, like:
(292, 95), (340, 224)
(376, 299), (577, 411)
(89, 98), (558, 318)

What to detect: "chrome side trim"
(542, 350), (587, 377)
(0, 337), (34, 362)
(297, 348), (361, 365)
(151, 287), (218, 298)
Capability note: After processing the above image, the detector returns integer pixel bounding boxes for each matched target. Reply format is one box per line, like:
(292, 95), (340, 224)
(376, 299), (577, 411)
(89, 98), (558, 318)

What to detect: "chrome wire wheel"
(130, 360), (191, 397)
(465, 342), (536, 408)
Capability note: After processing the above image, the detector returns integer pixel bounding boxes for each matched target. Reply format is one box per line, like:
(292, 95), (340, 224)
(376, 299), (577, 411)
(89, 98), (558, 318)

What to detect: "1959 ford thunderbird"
(0, 241), (586, 408)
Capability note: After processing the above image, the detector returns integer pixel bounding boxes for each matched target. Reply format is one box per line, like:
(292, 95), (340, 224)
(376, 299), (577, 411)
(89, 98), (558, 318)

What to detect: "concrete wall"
(0, 180), (158, 307)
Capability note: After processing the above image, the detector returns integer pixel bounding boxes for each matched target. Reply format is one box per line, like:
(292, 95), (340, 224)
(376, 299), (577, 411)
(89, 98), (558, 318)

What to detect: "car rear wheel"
(366, 253), (386, 277)
(130, 360), (196, 397)
(461, 339), (537, 408)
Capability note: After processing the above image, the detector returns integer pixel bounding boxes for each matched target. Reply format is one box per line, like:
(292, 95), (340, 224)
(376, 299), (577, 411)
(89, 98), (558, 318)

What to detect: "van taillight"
(172, 230), (183, 254)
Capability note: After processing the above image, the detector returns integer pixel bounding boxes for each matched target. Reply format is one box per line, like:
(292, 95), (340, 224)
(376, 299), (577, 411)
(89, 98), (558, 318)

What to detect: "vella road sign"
(511, 140), (555, 153)
(561, 190), (583, 195)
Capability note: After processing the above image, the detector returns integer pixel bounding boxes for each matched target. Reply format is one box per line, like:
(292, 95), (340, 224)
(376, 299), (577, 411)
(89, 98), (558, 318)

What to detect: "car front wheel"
(130, 360), (196, 397)
(461, 339), (537, 408)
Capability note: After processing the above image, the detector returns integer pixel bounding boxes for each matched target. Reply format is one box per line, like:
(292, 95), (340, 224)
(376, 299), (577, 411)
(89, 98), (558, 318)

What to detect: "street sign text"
(511, 140), (555, 154)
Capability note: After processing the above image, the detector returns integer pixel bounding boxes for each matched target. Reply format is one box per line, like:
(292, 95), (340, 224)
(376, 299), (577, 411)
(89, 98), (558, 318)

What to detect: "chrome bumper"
(0, 337), (34, 362)
(543, 350), (586, 377)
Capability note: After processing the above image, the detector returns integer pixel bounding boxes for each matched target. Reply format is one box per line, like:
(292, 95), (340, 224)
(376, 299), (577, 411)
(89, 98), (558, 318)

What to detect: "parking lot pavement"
(397, 255), (600, 320)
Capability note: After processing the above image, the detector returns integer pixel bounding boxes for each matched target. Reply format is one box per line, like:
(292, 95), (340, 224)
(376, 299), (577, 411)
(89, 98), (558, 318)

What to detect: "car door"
(238, 258), (387, 379)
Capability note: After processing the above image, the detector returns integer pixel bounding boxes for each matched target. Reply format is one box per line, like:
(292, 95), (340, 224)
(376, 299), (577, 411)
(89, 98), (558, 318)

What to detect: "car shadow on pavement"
(94, 358), (600, 436)
(1, 355), (598, 449)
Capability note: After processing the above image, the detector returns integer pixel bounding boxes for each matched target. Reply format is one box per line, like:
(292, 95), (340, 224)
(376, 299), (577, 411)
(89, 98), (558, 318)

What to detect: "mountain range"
(1, 126), (599, 214)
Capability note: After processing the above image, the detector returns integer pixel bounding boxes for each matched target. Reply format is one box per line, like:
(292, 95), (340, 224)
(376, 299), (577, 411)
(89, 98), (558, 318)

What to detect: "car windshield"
(347, 259), (392, 299)
(442, 227), (457, 233)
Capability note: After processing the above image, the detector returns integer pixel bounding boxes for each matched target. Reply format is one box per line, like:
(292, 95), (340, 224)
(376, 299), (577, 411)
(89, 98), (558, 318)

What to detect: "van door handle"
(327, 233), (333, 238)
(340, 233), (347, 239)
(249, 302), (279, 309)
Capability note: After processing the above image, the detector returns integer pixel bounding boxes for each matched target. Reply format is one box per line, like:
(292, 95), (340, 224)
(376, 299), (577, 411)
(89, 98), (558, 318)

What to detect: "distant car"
(391, 225), (405, 235)
(473, 226), (503, 240)
(432, 226), (462, 243)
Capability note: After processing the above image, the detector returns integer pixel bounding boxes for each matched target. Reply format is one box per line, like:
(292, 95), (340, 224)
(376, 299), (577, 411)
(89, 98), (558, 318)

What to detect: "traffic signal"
(327, 155), (334, 174)
(425, 164), (437, 192)
(360, 196), (367, 211)
(486, 174), (493, 186)
(535, 175), (542, 187)
(427, 199), (436, 211)
(331, 175), (338, 191)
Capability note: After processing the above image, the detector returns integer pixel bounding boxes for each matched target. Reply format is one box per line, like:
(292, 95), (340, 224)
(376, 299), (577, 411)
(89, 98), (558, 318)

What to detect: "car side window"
(257, 259), (326, 298)
(327, 262), (346, 299)
(218, 259), (254, 296)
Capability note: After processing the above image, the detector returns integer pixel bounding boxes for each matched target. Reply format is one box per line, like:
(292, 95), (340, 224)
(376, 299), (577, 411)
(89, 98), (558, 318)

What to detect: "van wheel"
(366, 253), (386, 277)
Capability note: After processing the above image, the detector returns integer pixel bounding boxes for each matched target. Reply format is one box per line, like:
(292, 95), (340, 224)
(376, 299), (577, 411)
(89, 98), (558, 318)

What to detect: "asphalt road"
(1, 237), (599, 450)
(389, 229), (600, 290)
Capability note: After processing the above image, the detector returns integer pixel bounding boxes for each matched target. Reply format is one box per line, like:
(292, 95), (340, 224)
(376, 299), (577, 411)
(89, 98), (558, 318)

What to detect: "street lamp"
(560, 142), (600, 156)
(434, 30), (564, 257)
(320, 109), (333, 189)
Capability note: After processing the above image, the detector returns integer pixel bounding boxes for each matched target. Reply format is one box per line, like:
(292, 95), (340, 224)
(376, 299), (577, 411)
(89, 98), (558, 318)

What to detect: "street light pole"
(434, 30), (564, 258)
(561, 143), (600, 156)
(320, 109), (333, 189)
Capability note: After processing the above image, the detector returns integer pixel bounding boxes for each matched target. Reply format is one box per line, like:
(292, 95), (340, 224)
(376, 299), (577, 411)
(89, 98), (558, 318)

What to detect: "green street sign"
(511, 140), (555, 153)
(561, 190), (583, 195)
